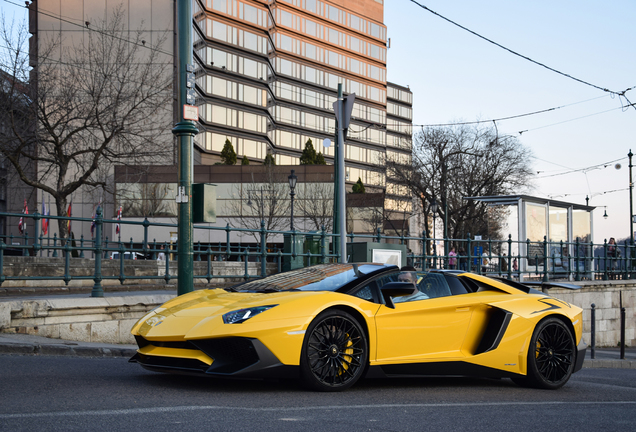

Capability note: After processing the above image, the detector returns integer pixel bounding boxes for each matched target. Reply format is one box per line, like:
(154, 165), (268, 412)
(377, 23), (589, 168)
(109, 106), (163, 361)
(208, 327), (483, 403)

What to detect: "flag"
(115, 205), (122, 235)
(90, 202), (101, 236)
(66, 200), (72, 233)
(18, 199), (28, 234)
(41, 200), (49, 235)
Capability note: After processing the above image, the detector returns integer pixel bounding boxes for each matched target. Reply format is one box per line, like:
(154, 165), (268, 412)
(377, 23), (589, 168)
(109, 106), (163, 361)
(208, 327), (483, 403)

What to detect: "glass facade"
(193, 0), (413, 227)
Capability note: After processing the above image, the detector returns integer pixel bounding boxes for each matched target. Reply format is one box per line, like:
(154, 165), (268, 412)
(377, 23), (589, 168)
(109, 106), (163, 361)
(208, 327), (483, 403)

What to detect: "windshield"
(232, 264), (388, 292)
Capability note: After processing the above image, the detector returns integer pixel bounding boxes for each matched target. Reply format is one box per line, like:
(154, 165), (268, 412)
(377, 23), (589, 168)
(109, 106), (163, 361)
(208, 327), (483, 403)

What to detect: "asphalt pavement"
(0, 328), (634, 368)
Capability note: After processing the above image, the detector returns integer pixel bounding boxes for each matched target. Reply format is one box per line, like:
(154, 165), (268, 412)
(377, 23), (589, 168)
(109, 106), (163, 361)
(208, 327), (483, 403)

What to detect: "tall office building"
(22, 0), (413, 241)
(192, 0), (413, 224)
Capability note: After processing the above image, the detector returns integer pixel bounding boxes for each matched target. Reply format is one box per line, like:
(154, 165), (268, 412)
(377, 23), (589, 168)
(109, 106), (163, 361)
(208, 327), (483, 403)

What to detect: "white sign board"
(474, 235), (482, 240)
(183, 105), (199, 121)
(372, 249), (402, 266)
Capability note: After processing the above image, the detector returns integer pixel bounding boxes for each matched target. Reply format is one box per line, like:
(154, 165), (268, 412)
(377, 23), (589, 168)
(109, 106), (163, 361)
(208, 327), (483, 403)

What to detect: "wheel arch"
(540, 313), (576, 341)
(323, 305), (371, 342)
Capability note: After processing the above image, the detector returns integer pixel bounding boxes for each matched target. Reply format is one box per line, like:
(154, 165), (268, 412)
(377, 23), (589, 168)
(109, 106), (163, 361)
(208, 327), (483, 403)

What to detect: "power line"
(519, 104), (634, 134)
(408, 0), (636, 107)
(535, 157), (626, 179)
(408, 95), (610, 129)
(2, 0), (173, 57)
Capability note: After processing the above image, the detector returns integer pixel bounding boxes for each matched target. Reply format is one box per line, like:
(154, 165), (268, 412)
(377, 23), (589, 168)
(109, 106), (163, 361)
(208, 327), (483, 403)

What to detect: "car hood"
(132, 288), (324, 340)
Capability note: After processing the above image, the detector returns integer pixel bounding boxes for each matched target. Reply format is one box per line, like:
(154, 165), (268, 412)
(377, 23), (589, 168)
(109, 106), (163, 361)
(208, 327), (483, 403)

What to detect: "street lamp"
(629, 150), (633, 245)
(431, 199), (438, 268)
(431, 199), (438, 237)
(288, 169), (297, 231)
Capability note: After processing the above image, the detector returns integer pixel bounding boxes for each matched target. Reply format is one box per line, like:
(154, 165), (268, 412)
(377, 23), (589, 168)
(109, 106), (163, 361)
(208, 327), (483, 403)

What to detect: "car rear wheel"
(515, 317), (575, 389)
(300, 309), (368, 392)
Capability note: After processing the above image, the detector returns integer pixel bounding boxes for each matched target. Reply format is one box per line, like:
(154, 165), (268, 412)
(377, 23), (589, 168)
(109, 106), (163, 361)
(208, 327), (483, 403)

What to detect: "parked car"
(130, 263), (586, 391)
(110, 252), (144, 260)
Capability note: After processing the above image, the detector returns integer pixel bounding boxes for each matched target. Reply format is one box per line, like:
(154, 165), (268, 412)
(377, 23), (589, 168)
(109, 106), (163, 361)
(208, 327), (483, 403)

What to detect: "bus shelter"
(465, 195), (595, 280)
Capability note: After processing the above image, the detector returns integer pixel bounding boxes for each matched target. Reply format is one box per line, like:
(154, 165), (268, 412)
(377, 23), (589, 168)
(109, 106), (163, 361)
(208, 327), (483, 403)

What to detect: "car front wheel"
(516, 317), (576, 389)
(300, 309), (368, 392)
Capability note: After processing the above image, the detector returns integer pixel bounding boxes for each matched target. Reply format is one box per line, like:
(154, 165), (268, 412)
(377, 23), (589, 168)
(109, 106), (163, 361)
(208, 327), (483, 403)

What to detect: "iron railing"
(0, 210), (633, 296)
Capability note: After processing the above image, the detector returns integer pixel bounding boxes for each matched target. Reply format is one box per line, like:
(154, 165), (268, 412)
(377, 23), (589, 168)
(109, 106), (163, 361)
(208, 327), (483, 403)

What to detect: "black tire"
(516, 317), (576, 390)
(300, 309), (368, 392)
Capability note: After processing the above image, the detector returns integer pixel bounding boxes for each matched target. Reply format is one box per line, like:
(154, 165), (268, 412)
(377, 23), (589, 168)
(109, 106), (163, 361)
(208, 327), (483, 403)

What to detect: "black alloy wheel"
(516, 317), (576, 389)
(300, 309), (368, 391)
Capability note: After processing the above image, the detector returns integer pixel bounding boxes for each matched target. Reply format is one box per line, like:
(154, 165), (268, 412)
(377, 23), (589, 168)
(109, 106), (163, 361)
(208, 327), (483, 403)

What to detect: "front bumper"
(574, 339), (587, 373)
(129, 336), (298, 380)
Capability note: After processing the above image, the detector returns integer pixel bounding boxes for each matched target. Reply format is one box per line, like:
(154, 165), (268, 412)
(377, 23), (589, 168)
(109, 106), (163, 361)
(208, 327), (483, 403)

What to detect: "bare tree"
(386, 124), (533, 243)
(0, 6), (173, 241)
(121, 183), (172, 217)
(296, 182), (333, 232)
(227, 165), (291, 243)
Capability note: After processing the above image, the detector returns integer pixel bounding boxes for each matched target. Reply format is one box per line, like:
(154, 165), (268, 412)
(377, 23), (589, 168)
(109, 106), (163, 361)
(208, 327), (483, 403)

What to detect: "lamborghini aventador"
(130, 263), (586, 391)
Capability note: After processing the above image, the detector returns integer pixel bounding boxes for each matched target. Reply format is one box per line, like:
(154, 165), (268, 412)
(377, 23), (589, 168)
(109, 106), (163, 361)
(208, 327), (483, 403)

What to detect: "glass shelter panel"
(525, 203), (546, 268)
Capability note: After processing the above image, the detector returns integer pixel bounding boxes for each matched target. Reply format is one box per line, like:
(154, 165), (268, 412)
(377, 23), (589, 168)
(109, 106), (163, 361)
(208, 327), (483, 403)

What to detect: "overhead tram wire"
(0, 43), (173, 88)
(534, 157), (626, 179)
(408, 0), (636, 111)
(519, 104), (635, 135)
(2, 0), (173, 57)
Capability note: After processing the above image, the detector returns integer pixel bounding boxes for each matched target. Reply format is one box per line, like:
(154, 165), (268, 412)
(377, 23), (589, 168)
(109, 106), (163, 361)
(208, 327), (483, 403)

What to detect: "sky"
(2, 0), (635, 243)
(385, 0), (636, 244)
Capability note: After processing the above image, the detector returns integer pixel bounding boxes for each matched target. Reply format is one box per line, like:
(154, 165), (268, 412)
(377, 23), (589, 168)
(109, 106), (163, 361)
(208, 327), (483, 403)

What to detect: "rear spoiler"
(521, 281), (581, 290)
(490, 277), (581, 294)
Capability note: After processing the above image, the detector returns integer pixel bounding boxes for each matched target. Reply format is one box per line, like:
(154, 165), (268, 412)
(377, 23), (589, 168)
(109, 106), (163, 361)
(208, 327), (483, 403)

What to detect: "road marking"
(1, 401), (636, 419)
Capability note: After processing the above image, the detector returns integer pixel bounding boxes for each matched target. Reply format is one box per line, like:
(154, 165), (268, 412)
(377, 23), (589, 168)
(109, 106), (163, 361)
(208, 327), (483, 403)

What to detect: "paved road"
(1, 354), (635, 432)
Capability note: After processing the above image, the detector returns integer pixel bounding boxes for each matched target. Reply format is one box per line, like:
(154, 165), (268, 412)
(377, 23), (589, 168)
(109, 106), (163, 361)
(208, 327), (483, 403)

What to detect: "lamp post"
(288, 169), (297, 231)
(431, 199), (438, 264)
(629, 150), (634, 245)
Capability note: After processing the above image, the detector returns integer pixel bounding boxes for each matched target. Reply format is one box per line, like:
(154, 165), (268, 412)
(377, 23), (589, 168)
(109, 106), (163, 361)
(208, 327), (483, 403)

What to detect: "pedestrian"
(607, 237), (620, 279)
(501, 253), (508, 272)
(157, 245), (166, 261)
(448, 246), (457, 270)
(458, 248), (468, 271)
(513, 258), (518, 272)
(481, 251), (489, 274)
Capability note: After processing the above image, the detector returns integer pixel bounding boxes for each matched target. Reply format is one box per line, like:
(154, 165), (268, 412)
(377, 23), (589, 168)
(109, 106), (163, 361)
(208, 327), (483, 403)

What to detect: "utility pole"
(172, 0), (199, 295)
(333, 84), (355, 263)
(629, 149), (634, 246)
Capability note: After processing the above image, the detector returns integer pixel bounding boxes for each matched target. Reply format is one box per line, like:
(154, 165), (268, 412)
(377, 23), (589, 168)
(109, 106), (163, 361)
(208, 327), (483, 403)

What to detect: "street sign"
(332, 93), (356, 129)
(183, 105), (198, 121)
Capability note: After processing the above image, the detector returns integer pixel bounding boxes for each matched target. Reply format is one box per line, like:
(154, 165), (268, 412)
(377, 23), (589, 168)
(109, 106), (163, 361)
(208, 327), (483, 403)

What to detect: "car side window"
(444, 274), (471, 295)
(379, 272), (429, 304)
(353, 284), (375, 301)
(416, 273), (452, 299)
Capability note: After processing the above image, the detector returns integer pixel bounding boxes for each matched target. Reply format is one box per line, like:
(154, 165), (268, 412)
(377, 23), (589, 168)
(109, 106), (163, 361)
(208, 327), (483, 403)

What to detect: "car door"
(373, 272), (482, 363)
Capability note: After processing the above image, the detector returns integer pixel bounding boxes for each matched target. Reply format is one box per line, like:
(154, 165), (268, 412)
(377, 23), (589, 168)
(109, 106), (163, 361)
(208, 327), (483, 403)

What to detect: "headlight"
(222, 305), (278, 324)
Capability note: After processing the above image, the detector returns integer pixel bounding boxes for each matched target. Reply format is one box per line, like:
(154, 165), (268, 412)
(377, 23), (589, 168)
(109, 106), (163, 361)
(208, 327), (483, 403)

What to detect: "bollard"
(620, 306), (626, 360)
(620, 291), (625, 360)
(590, 303), (596, 359)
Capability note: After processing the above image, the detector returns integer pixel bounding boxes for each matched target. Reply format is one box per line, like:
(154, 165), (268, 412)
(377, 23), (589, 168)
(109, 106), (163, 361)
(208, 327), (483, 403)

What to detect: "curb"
(583, 359), (636, 369)
(0, 342), (136, 358)
(1, 341), (634, 369)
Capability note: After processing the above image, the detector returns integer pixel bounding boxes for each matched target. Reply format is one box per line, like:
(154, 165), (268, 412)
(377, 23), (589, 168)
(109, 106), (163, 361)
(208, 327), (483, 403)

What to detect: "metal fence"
(1, 210), (633, 296)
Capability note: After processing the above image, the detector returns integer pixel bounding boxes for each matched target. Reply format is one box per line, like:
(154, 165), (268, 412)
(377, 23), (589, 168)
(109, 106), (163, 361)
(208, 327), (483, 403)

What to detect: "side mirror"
(380, 282), (418, 309)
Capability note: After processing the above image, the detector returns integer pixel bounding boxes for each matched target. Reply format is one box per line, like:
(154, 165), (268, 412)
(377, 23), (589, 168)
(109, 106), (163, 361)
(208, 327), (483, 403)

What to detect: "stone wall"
(0, 277), (634, 347)
(549, 280), (635, 348)
(0, 256), (276, 289)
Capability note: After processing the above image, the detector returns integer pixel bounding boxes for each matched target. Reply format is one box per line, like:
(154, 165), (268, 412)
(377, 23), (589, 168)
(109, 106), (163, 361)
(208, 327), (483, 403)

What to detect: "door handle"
(455, 307), (470, 312)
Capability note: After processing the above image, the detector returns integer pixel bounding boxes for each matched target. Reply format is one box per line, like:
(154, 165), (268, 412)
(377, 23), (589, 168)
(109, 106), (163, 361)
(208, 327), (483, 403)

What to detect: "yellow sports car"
(129, 263), (586, 391)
